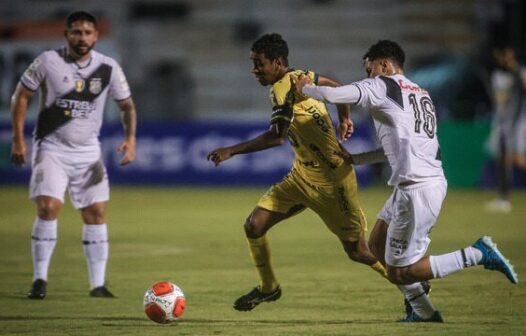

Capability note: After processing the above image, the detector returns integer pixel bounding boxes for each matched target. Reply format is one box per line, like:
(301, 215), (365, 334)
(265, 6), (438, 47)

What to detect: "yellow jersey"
(269, 69), (347, 185)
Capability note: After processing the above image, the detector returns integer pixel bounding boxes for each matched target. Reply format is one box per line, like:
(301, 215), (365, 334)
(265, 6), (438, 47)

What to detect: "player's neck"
(386, 68), (403, 76)
(67, 49), (92, 64)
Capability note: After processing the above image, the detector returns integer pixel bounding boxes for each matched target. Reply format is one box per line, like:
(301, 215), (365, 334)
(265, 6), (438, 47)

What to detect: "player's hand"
(11, 138), (27, 166)
(118, 136), (136, 166)
(338, 118), (354, 142)
(334, 143), (354, 166)
(291, 73), (313, 93)
(207, 148), (233, 166)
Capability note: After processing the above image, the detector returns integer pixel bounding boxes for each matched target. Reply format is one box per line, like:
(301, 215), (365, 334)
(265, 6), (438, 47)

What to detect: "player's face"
(364, 58), (386, 78)
(250, 52), (282, 86)
(65, 20), (98, 59)
(493, 49), (515, 70)
(363, 58), (373, 78)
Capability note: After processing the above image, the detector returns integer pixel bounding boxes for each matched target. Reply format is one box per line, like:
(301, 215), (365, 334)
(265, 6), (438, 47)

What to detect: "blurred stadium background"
(0, 0), (525, 188)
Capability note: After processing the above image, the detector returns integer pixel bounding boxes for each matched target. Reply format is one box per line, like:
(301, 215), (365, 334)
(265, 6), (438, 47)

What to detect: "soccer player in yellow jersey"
(207, 33), (387, 311)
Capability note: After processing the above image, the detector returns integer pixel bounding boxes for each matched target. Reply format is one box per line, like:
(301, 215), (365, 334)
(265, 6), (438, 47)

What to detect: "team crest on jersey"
(89, 78), (102, 94)
(75, 79), (85, 92)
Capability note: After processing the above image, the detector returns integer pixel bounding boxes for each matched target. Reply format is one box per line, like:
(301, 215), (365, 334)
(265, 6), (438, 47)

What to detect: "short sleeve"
(108, 61), (131, 101)
(270, 70), (316, 107)
(271, 74), (293, 107)
(20, 53), (46, 91)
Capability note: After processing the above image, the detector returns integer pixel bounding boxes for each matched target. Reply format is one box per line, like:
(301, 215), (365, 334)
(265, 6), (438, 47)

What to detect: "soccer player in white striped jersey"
(10, 11), (137, 299)
(294, 40), (518, 322)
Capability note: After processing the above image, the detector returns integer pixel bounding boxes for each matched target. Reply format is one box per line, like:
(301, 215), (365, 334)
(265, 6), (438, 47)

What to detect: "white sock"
(429, 247), (482, 278)
(31, 217), (58, 281)
(82, 224), (109, 289)
(398, 282), (435, 319)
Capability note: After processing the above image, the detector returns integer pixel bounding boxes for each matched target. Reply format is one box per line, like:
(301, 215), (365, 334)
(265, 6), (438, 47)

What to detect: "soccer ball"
(143, 281), (186, 323)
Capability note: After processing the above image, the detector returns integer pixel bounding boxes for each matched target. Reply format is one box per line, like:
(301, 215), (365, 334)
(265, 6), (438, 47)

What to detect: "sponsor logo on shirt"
(305, 106), (330, 133)
(389, 237), (408, 256)
(309, 144), (337, 169)
(55, 98), (96, 119)
(398, 79), (428, 94)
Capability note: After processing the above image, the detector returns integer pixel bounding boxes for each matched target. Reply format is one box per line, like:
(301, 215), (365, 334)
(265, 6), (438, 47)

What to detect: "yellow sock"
(370, 261), (388, 279)
(247, 236), (279, 293)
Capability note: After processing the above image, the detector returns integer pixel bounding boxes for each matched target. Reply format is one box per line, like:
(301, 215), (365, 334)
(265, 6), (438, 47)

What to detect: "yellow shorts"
(257, 167), (367, 242)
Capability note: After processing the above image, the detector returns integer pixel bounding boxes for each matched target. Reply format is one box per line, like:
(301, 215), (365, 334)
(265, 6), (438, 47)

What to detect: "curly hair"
(363, 40), (405, 68)
(251, 33), (289, 66)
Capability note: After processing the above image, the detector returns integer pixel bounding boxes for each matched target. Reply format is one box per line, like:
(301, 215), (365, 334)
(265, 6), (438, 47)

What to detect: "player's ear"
(275, 56), (285, 69)
(381, 59), (388, 72)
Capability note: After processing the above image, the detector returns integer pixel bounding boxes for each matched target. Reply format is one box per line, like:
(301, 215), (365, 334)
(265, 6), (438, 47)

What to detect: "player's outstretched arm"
(10, 83), (33, 166)
(295, 74), (354, 142)
(117, 97), (137, 166)
(207, 123), (288, 167)
(336, 146), (387, 166)
(294, 73), (361, 106)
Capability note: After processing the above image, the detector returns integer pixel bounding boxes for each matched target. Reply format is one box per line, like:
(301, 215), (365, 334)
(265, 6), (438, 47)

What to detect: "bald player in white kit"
(10, 11), (137, 299)
(294, 40), (518, 322)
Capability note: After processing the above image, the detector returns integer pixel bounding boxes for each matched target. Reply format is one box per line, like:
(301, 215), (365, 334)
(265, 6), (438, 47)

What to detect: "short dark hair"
(251, 33), (289, 66)
(66, 11), (97, 28)
(364, 40), (405, 68)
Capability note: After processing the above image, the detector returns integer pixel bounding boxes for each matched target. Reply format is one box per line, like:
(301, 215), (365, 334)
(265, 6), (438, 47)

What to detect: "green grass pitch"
(0, 186), (525, 336)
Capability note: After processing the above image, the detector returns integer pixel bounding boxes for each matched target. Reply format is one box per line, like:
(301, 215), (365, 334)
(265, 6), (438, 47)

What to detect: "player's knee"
(344, 243), (366, 263)
(386, 266), (411, 285)
(243, 216), (265, 238)
(82, 204), (106, 224)
(89, 210), (105, 224)
(36, 199), (61, 220)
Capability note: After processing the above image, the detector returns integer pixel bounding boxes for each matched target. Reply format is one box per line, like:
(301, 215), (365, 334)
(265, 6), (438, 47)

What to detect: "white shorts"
(29, 147), (109, 209)
(378, 179), (447, 267)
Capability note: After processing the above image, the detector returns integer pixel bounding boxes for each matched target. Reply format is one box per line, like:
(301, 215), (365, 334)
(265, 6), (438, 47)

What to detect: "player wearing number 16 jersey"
(295, 40), (518, 323)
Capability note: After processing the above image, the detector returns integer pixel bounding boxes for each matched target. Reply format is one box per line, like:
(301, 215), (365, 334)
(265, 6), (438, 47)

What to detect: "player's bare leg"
(233, 207), (293, 311)
(28, 196), (62, 299)
(384, 234), (517, 321)
(369, 218), (387, 265)
(81, 202), (114, 298)
(340, 233), (387, 279)
(369, 218), (436, 321)
(387, 237), (518, 285)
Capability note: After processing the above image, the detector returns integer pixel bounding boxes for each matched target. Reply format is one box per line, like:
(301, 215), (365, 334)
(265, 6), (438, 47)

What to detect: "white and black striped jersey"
(20, 47), (131, 154)
(303, 74), (445, 186)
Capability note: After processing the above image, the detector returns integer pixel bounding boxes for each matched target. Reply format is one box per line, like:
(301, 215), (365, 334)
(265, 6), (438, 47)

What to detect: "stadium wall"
(0, 121), (376, 186)
(1, 121), (524, 188)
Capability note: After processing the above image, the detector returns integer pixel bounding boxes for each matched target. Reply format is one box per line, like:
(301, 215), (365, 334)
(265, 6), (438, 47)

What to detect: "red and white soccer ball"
(143, 281), (186, 324)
